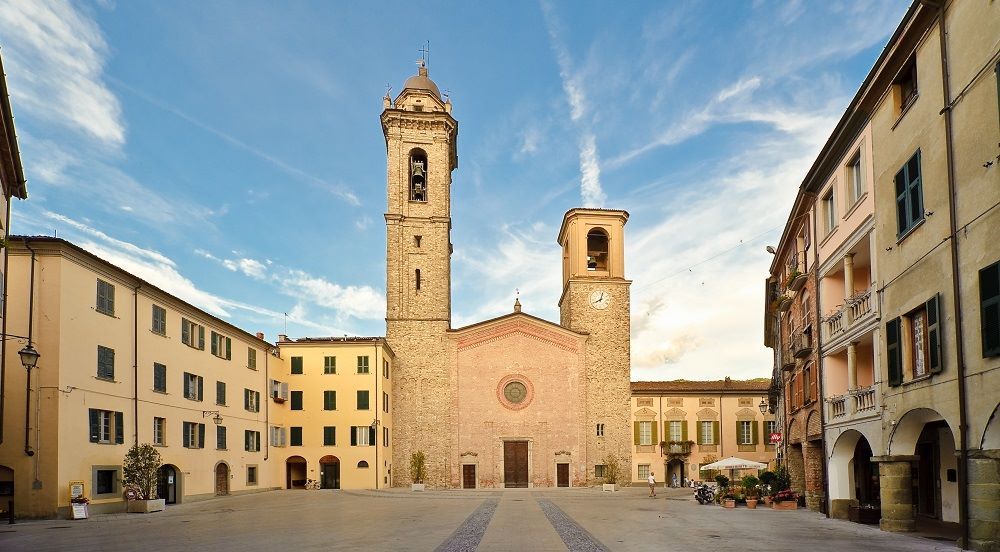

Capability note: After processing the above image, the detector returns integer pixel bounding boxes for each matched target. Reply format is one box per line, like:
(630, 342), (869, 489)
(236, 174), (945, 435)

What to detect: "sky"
(0, 0), (910, 382)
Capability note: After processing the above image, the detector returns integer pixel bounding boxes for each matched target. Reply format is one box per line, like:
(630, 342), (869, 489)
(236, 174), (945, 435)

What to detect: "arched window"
(587, 229), (609, 271)
(357, 461), (369, 468)
(415, 269), (421, 290)
(409, 150), (427, 202)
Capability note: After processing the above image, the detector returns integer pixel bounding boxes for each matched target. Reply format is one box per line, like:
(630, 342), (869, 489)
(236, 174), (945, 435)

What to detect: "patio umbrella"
(699, 456), (768, 483)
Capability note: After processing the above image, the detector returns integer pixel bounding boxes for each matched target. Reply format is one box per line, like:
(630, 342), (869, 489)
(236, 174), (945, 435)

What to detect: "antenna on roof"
(283, 312), (288, 335)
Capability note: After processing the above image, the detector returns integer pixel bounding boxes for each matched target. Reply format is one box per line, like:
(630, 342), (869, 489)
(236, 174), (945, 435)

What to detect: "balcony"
(826, 384), (880, 424)
(854, 386), (876, 412)
(661, 440), (694, 456)
(792, 330), (813, 358)
(824, 308), (845, 338)
(847, 288), (873, 321)
(830, 395), (847, 418)
(821, 287), (877, 345)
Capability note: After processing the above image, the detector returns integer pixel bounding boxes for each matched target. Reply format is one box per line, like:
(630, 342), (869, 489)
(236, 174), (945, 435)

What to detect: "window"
(184, 372), (203, 401)
(153, 363), (166, 392)
(96, 279), (115, 315)
(181, 318), (205, 350)
(270, 426), (287, 447)
(414, 235), (421, 248)
(383, 426), (389, 447)
(822, 189), (836, 234)
(410, 150), (427, 201)
(324, 390), (337, 411)
(699, 421), (716, 445)
(88, 409), (123, 444)
(210, 331), (232, 360)
(887, 294), (942, 386)
(357, 356), (369, 374)
(245, 430), (260, 452)
(738, 421), (754, 445)
(980, 261), (1000, 357)
(803, 364), (813, 403)
(182, 422), (205, 449)
(668, 421), (683, 442)
(893, 56), (918, 114)
(245, 389), (260, 412)
(323, 426), (336, 446)
(270, 379), (288, 402)
(97, 345), (115, 380)
(217, 426), (227, 450)
(152, 304), (166, 335)
(586, 229), (609, 271)
(766, 420), (778, 437)
(291, 356), (303, 374)
(324, 356), (336, 374)
(216, 381), (226, 406)
(596, 423), (605, 437)
(637, 464), (650, 480)
(358, 461), (369, 468)
(357, 390), (369, 410)
(153, 417), (166, 446)
(290, 391), (303, 410)
(248, 347), (257, 370)
(847, 151), (864, 205)
(383, 360), (389, 379)
(95, 468), (118, 496)
(594, 465), (606, 478)
(638, 421), (652, 446)
(894, 150), (924, 236)
(247, 466), (258, 485)
(290, 427), (302, 446)
(351, 426), (375, 446)
(415, 269), (421, 290)
(383, 392), (389, 413)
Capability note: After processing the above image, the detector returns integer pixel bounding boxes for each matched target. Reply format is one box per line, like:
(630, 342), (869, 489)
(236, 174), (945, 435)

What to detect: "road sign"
(769, 432), (782, 444)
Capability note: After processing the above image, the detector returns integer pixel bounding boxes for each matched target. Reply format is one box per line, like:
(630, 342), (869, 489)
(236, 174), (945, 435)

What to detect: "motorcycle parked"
(694, 483), (715, 504)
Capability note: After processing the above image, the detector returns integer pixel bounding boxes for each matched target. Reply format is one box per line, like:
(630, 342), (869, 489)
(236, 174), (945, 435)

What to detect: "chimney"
(256, 332), (265, 340)
(278, 334), (288, 343)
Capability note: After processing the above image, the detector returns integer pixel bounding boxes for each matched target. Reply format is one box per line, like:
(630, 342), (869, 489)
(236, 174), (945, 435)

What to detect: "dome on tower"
(402, 65), (441, 99)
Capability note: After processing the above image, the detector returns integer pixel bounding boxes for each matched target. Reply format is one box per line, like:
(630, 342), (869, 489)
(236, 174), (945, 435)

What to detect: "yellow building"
(268, 337), (393, 491)
(630, 379), (776, 486)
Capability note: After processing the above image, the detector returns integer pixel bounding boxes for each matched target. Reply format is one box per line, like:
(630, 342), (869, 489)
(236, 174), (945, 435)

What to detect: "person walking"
(648, 471), (656, 497)
(672, 474), (679, 488)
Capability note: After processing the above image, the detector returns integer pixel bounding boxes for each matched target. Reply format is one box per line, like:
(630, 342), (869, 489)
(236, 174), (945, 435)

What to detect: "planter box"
(411, 483), (425, 492)
(127, 499), (165, 513)
(602, 484), (617, 492)
(772, 500), (797, 510)
(722, 499), (736, 508)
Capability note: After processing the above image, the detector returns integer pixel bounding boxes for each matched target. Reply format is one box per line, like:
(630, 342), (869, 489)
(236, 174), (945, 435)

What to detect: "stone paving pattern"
(0, 488), (960, 551)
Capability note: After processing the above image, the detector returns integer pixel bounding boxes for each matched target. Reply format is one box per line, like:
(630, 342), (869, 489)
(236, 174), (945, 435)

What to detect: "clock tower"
(557, 208), (632, 477)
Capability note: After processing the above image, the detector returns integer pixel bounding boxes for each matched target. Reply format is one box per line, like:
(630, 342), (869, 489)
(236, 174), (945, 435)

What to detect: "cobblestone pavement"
(0, 487), (960, 551)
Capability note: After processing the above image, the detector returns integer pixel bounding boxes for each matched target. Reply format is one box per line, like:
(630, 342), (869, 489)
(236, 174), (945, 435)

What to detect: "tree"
(410, 451), (426, 484)
(122, 443), (162, 500)
(602, 454), (626, 486)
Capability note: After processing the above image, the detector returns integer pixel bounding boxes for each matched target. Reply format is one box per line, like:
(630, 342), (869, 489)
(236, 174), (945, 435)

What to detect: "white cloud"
(578, 133), (605, 207)
(354, 216), (373, 231)
(0, 0), (124, 146)
(195, 249), (268, 280)
(278, 270), (384, 321)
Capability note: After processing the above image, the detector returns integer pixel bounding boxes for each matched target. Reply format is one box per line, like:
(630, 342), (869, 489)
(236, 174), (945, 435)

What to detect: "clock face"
(590, 289), (611, 310)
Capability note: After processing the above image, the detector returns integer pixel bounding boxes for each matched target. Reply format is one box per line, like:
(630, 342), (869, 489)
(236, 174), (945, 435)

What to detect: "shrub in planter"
(714, 474), (729, 488)
(122, 443), (165, 513)
(771, 489), (798, 510)
(601, 455), (625, 492)
(410, 451), (426, 491)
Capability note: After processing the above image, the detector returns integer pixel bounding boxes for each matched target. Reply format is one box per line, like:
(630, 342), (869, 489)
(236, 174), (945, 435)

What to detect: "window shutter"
(752, 421), (759, 445)
(199, 424), (206, 448)
(809, 365), (818, 403)
(369, 426), (376, 447)
(651, 421), (658, 444)
(982, 262), (1000, 357)
(89, 409), (100, 442)
(198, 376), (204, 401)
(182, 320), (190, 344)
(246, 389), (252, 410)
(281, 382), (289, 400)
(183, 423), (190, 448)
(887, 318), (902, 386)
(245, 430), (250, 451)
(226, 338), (231, 360)
(696, 422), (704, 445)
(108, 348), (115, 379)
(927, 294), (942, 373)
(115, 411), (124, 444)
(198, 326), (205, 350)
(712, 421), (720, 445)
(351, 427), (357, 446)
(735, 422), (741, 443)
(633, 422), (640, 445)
(681, 421), (688, 442)
(894, 168), (908, 234)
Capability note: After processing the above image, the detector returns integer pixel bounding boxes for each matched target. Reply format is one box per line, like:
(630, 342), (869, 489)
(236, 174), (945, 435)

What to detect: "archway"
(888, 408), (959, 523)
(786, 418), (805, 495)
(214, 462), (230, 496)
(286, 456), (307, 489)
(666, 459), (685, 487)
(157, 464), (180, 504)
(828, 430), (878, 519)
(982, 402), (1000, 450)
(586, 228), (609, 271)
(319, 455), (340, 489)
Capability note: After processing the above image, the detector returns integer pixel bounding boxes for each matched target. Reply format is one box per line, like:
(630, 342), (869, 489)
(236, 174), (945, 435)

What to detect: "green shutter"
(291, 357), (303, 374)
(633, 422), (641, 445)
(245, 430), (250, 451)
(197, 376), (204, 401)
(983, 262), (1000, 357)
(226, 338), (231, 360)
(183, 423), (190, 448)
(752, 420), (759, 445)
(115, 411), (124, 444)
(696, 422), (704, 445)
(927, 294), (942, 373)
(198, 326), (205, 350)
(887, 318), (902, 386)
(369, 427), (376, 447)
(350, 427), (357, 446)
(651, 421), (658, 444)
(735, 422), (741, 444)
(681, 421), (688, 442)
(89, 409), (100, 442)
(198, 423), (206, 448)
(712, 421), (720, 445)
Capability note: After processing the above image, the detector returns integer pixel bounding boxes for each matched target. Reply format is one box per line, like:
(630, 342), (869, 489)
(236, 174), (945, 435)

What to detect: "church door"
(462, 465), (476, 489)
(557, 463), (569, 487)
(504, 441), (529, 488)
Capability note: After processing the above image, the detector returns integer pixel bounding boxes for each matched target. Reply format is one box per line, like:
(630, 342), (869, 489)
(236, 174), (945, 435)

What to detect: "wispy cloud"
(0, 0), (124, 147)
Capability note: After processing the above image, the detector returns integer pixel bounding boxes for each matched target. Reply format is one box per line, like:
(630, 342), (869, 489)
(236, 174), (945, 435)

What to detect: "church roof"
(402, 65), (440, 99)
(449, 310), (586, 337)
(632, 378), (770, 394)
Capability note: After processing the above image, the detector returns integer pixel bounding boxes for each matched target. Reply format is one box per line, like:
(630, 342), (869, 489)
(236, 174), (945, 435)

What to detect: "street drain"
(47, 526), (71, 529)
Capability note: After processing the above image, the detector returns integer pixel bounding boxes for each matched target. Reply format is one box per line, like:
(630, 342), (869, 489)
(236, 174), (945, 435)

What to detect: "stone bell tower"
(382, 63), (458, 486)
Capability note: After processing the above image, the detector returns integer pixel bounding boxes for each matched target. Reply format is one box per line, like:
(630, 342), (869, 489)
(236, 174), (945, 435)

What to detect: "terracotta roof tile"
(631, 378), (770, 394)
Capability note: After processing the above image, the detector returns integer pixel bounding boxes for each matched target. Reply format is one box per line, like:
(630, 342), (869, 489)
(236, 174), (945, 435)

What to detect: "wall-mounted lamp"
(766, 246), (776, 255)
(19, 344), (40, 370)
(202, 411), (223, 425)
(758, 397), (769, 415)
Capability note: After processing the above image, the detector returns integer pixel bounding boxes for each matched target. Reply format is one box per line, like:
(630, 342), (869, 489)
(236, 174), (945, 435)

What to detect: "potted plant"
(771, 489), (799, 510)
(122, 443), (165, 513)
(601, 455), (624, 492)
(721, 490), (736, 508)
(410, 451), (426, 491)
(759, 471), (776, 506)
(786, 269), (807, 292)
(774, 294), (793, 312)
(741, 475), (760, 509)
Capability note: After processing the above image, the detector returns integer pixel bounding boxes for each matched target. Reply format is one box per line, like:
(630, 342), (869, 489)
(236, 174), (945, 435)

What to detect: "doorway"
(503, 441), (529, 488)
(286, 456), (307, 489)
(215, 463), (230, 496)
(157, 465), (178, 504)
(462, 465), (477, 489)
(320, 456), (340, 489)
(556, 463), (569, 487)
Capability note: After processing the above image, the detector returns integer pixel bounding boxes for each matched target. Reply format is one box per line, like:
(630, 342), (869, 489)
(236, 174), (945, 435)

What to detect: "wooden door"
(462, 465), (476, 489)
(504, 441), (528, 488)
(321, 462), (340, 489)
(215, 463), (229, 496)
(557, 463), (569, 487)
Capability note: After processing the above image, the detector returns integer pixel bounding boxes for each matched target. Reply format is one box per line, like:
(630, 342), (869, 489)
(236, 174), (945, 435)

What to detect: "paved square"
(0, 488), (959, 551)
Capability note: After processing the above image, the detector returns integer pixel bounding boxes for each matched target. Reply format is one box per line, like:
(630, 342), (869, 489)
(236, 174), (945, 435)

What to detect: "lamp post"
(20, 344), (40, 457)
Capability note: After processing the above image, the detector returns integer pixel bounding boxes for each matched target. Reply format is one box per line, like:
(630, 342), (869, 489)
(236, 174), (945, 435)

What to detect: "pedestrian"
(682, 477), (688, 488)
(648, 471), (656, 497)
(672, 474), (679, 488)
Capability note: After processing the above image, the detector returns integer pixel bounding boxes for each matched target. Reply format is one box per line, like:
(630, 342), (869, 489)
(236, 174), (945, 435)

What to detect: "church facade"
(382, 66), (633, 488)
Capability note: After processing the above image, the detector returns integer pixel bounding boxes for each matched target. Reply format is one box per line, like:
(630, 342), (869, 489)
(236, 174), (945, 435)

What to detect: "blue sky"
(1, 0), (909, 381)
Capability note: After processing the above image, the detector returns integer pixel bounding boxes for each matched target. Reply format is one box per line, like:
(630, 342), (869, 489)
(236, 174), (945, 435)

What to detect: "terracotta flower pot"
(746, 499), (758, 509)
(763, 496), (773, 506)
(772, 500), (797, 510)
(723, 499), (736, 508)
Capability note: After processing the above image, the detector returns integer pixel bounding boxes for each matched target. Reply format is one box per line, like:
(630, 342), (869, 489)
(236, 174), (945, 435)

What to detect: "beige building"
(269, 337), (393, 490)
(630, 379), (776, 486)
(382, 66), (633, 488)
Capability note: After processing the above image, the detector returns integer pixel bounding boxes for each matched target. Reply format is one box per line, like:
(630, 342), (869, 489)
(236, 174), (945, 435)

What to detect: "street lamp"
(758, 397), (768, 415)
(19, 344), (40, 370)
(202, 411), (223, 425)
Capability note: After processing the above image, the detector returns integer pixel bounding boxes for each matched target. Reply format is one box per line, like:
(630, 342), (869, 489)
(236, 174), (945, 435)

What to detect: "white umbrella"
(699, 456), (768, 471)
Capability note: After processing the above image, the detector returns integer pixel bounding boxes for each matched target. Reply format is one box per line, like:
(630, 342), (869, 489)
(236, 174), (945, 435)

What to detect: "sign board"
(71, 503), (89, 520)
(69, 481), (85, 500)
(769, 432), (783, 444)
(168, 475), (174, 484)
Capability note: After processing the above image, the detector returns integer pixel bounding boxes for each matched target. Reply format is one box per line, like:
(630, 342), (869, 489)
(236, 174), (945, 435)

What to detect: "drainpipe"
(374, 342), (379, 491)
(0, 198), (11, 444)
(133, 284), (140, 445)
(264, 345), (269, 461)
(812, 203), (829, 516)
(934, 4), (970, 547)
(22, 238), (35, 457)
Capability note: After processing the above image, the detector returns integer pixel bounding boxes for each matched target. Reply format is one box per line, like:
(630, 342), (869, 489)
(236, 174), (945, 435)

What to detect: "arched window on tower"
(415, 269), (421, 290)
(410, 150), (427, 202)
(587, 229), (609, 271)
